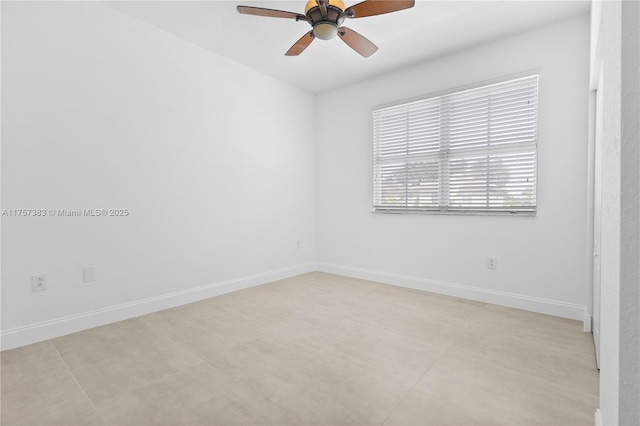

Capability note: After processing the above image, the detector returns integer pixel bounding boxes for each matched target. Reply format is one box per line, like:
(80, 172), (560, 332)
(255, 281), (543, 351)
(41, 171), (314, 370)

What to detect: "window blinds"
(373, 75), (538, 215)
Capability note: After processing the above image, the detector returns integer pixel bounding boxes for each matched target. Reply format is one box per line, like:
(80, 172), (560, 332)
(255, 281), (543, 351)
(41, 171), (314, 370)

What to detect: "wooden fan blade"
(285, 31), (315, 56)
(237, 5), (307, 21)
(345, 0), (415, 18)
(338, 27), (378, 57)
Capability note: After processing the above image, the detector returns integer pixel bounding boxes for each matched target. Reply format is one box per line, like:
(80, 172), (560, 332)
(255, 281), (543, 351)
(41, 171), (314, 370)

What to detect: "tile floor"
(1, 272), (599, 425)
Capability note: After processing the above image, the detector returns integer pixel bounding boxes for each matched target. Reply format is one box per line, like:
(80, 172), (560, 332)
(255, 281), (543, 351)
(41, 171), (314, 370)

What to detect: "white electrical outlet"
(31, 274), (47, 291)
(296, 241), (301, 250)
(487, 257), (497, 270)
(83, 266), (96, 283)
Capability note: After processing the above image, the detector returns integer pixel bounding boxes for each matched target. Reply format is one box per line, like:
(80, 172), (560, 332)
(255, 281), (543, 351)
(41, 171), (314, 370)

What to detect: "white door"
(592, 77), (604, 369)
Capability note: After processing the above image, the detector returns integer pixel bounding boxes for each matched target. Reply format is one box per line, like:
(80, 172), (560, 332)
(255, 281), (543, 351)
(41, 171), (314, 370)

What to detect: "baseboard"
(317, 263), (585, 321)
(584, 315), (593, 332)
(594, 409), (603, 426)
(1, 262), (588, 350)
(1, 263), (315, 351)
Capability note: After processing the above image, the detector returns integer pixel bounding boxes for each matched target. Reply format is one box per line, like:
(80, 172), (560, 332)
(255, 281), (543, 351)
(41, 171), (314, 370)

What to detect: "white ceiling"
(104, 0), (590, 94)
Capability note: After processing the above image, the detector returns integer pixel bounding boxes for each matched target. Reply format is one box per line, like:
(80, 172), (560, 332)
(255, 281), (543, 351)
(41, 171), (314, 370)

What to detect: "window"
(373, 74), (538, 215)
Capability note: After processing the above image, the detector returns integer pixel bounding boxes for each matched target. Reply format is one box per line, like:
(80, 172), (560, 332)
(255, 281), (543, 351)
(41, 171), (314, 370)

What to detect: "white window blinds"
(373, 75), (538, 215)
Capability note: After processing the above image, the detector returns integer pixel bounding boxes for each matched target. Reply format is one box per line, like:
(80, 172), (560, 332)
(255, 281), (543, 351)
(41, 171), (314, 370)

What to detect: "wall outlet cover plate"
(83, 267), (96, 283)
(31, 274), (47, 291)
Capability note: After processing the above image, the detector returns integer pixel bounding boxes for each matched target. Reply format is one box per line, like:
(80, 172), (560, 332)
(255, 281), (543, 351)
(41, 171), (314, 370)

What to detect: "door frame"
(587, 68), (604, 369)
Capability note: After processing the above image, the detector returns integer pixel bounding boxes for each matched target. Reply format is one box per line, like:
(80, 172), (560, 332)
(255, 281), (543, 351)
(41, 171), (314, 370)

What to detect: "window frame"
(372, 72), (539, 217)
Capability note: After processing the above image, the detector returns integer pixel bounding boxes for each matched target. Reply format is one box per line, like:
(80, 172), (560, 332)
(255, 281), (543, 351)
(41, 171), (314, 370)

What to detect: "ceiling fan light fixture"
(304, 0), (345, 14)
(313, 22), (338, 40)
(237, 0), (416, 57)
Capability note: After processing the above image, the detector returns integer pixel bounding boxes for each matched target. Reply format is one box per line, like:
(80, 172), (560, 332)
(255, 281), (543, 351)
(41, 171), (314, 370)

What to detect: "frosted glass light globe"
(313, 22), (338, 40)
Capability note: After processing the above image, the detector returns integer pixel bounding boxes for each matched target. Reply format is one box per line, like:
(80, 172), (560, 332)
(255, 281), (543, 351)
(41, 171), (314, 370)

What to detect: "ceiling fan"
(237, 0), (415, 58)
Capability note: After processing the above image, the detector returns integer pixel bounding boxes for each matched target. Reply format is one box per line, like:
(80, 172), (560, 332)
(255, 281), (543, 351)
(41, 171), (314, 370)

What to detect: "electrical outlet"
(296, 241), (301, 250)
(31, 274), (47, 291)
(487, 257), (497, 270)
(83, 266), (96, 283)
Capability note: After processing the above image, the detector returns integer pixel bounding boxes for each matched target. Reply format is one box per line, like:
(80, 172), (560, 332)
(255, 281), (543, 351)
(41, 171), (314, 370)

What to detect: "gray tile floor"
(1, 272), (599, 425)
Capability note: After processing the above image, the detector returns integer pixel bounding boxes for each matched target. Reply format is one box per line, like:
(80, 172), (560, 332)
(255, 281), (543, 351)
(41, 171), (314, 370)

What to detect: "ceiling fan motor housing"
(305, 0), (347, 40)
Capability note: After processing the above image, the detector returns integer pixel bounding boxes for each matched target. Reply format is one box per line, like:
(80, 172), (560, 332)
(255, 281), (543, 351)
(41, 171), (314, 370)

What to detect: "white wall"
(316, 15), (591, 320)
(619, 2), (640, 423)
(591, 0), (640, 424)
(592, 2), (622, 422)
(1, 1), (317, 350)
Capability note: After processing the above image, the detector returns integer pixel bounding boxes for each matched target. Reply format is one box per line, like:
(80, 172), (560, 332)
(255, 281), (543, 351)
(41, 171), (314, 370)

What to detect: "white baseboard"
(1, 262), (588, 350)
(594, 409), (603, 426)
(317, 263), (586, 321)
(584, 315), (593, 332)
(1, 263), (315, 351)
